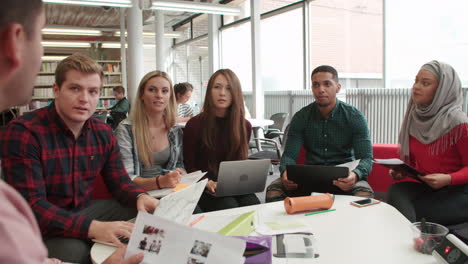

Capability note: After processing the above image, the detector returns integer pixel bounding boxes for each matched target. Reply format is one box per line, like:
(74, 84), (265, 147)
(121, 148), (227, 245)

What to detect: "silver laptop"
(212, 159), (270, 197)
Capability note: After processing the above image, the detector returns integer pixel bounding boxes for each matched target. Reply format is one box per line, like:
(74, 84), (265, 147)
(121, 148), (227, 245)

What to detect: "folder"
(217, 211), (256, 236)
(235, 236), (272, 264)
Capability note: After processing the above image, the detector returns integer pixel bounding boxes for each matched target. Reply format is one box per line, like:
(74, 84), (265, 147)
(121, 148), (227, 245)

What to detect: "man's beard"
(316, 102), (331, 108)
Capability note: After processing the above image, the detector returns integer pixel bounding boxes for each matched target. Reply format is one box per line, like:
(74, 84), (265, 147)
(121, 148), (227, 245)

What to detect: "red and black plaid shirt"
(1, 103), (146, 239)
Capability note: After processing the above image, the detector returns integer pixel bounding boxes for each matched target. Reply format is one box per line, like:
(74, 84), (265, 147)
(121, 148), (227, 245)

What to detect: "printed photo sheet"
(125, 212), (246, 264)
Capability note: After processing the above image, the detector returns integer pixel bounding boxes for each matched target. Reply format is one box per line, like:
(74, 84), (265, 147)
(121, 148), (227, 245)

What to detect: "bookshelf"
(26, 60), (122, 113)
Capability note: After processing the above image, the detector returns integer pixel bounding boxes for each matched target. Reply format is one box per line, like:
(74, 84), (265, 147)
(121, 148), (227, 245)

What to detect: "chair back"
(269, 112), (289, 132)
(92, 111), (108, 123)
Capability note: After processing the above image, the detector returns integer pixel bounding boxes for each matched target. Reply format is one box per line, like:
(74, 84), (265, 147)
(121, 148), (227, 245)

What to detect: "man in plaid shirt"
(1, 53), (159, 263)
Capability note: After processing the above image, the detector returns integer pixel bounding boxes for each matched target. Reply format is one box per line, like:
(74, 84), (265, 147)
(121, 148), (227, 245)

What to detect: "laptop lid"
(214, 159), (270, 197)
(286, 165), (349, 195)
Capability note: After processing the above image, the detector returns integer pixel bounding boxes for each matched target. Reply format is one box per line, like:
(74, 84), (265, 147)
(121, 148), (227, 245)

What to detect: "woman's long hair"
(130, 71), (177, 168)
(200, 69), (249, 174)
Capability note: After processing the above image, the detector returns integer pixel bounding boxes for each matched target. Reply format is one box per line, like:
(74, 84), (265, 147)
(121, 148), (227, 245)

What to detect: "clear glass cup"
(411, 222), (449, 254)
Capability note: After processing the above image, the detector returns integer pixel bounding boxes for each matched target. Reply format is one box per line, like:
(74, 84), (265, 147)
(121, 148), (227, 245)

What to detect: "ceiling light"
(114, 31), (181, 38)
(101, 42), (156, 49)
(43, 0), (132, 8)
(42, 56), (68, 61)
(42, 41), (91, 48)
(151, 0), (241, 16)
(42, 28), (102, 36)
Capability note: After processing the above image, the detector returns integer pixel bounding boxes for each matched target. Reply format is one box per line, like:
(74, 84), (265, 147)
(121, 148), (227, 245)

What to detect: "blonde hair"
(55, 53), (104, 88)
(130, 71), (177, 168)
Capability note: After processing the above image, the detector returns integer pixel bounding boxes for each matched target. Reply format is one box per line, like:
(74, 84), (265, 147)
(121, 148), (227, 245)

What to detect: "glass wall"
(386, 0), (468, 88)
(309, 0), (383, 89)
(220, 21), (253, 91)
(261, 6), (303, 91)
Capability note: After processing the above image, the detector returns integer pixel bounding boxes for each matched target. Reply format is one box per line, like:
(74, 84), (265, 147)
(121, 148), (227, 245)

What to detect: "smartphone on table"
(350, 198), (381, 208)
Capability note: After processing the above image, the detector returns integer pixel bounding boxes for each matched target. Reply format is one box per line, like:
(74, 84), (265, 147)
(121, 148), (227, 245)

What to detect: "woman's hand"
(206, 180), (217, 193)
(174, 168), (187, 175)
(159, 171), (181, 188)
(389, 169), (408, 180)
(419, 173), (452, 189)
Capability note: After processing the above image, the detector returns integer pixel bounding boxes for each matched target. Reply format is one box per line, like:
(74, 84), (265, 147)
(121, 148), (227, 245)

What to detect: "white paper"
(335, 159), (360, 171)
(255, 206), (312, 236)
(148, 171), (207, 198)
(153, 179), (207, 225)
(125, 212), (246, 264)
(373, 158), (405, 165)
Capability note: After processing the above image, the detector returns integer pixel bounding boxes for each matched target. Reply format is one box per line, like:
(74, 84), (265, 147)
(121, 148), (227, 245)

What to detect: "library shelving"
(25, 60), (122, 114)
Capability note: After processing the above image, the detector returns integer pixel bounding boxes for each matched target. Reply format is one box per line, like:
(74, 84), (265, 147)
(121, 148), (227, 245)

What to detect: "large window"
(309, 0), (383, 89)
(261, 6), (303, 91)
(386, 0), (468, 88)
(221, 22), (253, 91)
(173, 38), (209, 106)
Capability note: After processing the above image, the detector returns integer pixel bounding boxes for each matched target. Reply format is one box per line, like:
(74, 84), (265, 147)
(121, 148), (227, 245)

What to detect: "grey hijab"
(399, 60), (468, 162)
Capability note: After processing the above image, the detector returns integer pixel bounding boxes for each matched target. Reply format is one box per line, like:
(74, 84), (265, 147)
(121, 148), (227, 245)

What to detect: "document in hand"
(153, 178), (207, 225)
(125, 212), (246, 264)
(373, 158), (424, 181)
(148, 170), (207, 198)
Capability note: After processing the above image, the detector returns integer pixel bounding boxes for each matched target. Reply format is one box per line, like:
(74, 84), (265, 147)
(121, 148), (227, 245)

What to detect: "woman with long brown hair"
(183, 69), (260, 212)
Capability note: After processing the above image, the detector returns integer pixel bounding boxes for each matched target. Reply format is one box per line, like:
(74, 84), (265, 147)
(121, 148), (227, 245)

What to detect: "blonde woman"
(116, 71), (185, 191)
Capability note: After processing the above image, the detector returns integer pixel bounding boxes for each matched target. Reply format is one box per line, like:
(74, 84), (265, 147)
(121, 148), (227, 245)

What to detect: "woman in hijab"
(387, 60), (468, 225)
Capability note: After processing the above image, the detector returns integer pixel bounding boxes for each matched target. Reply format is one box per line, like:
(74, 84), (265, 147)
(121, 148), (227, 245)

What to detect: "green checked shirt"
(280, 100), (373, 180)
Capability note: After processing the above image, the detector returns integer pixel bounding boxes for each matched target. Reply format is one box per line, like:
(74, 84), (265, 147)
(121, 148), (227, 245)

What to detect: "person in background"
(115, 71), (186, 191)
(1, 53), (159, 263)
(0, 1), (144, 263)
(174, 82), (195, 122)
(107, 85), (130, 129)
(265, 65), (373, 202)
(183, 69), (260, 212)
(387, 60), (468, 225)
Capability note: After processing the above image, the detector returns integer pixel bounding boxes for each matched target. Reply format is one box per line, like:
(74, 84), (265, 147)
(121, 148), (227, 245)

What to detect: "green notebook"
(217, 211), (256, 236)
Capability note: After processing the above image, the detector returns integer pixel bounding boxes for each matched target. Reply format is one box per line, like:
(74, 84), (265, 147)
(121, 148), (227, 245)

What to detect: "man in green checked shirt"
(265, 65), (373, 202)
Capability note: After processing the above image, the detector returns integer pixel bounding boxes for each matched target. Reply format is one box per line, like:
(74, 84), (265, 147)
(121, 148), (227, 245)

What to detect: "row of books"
(33, 88), (54, 98)
(40, 62), (59, 73)
(40, 61), (120, 74)
(100, 63), (121, 73)
(98, 99), (116, 108)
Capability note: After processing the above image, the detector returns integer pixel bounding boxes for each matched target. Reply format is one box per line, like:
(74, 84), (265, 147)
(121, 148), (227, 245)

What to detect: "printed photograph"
(190, 240), (212, 258)
(148, 239), (162, 254)
(187, 257), (205, 264)
(143, 225), (165, 238)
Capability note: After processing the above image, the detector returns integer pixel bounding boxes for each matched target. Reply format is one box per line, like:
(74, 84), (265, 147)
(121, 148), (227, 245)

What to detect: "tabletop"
(91, 195), (437, 264)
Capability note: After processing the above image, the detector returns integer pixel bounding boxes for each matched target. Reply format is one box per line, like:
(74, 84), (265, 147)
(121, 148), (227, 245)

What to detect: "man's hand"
(102, 244), (144, 264)
(389, 169), (407, 180)
(420, 173), (451, 189)
(159, 171), (181, 188)
(281, 170), (298, 191)
(333, 171), (357, 191)
(206, 180), (217, 193)
(88, 220), (134, 246)
(136, 194), (159, 213)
